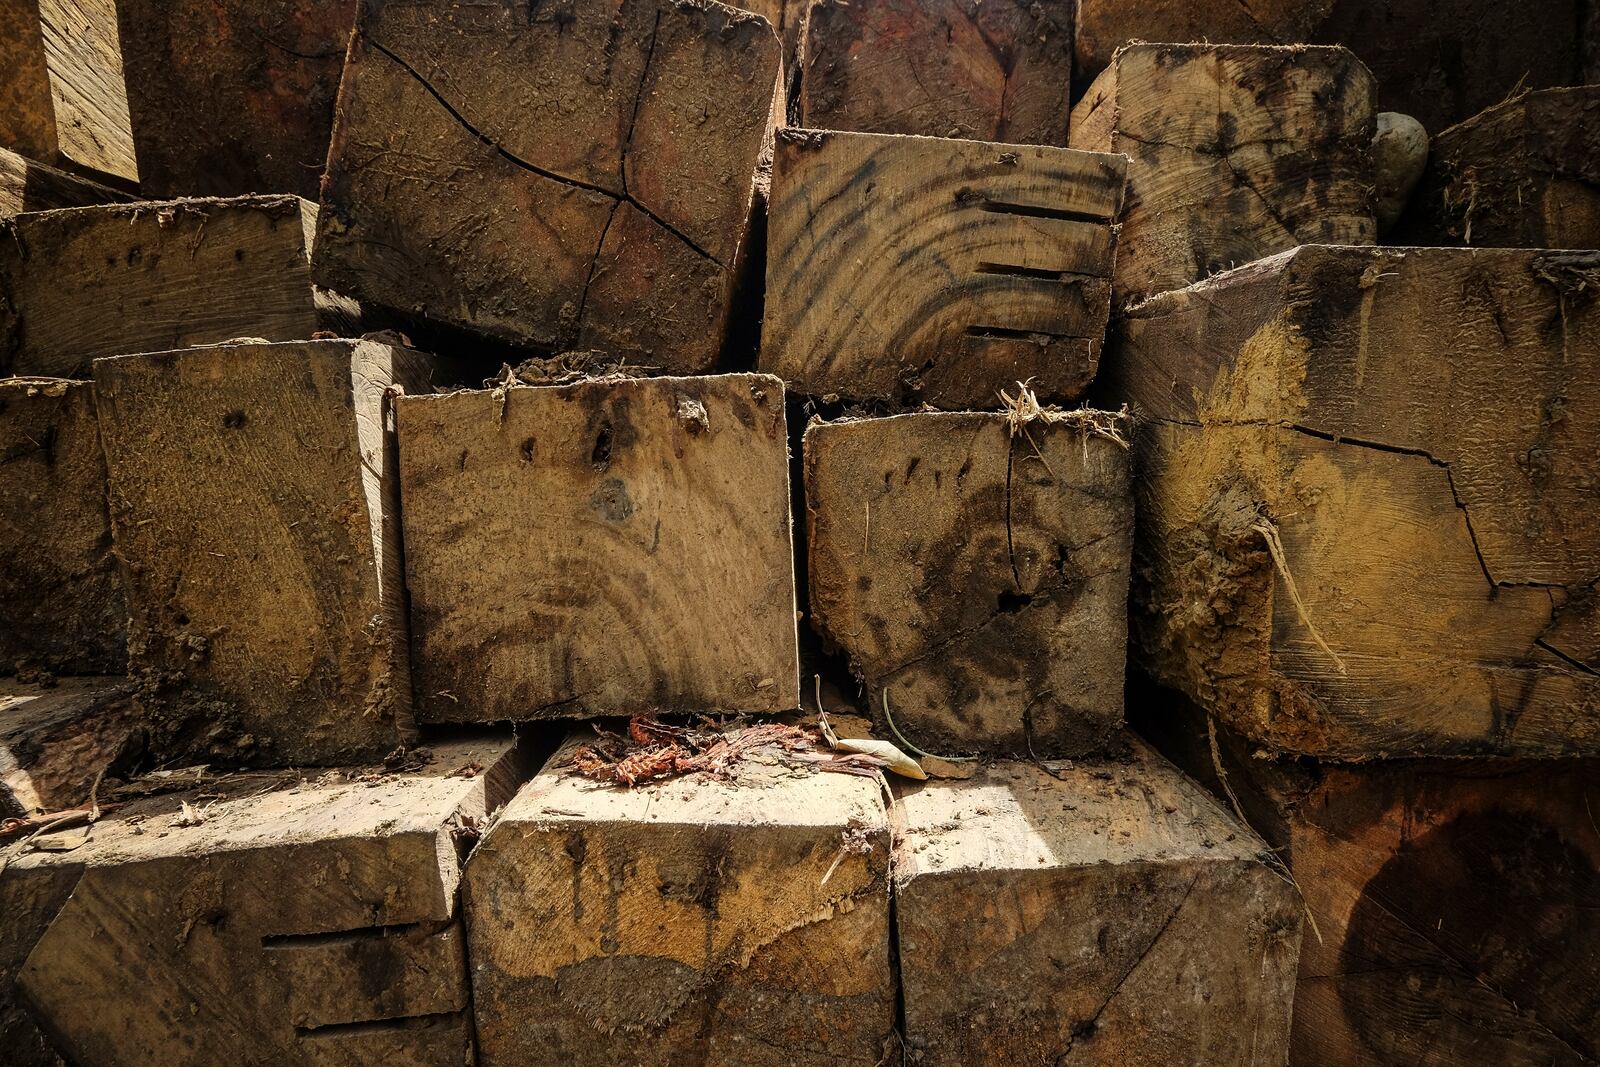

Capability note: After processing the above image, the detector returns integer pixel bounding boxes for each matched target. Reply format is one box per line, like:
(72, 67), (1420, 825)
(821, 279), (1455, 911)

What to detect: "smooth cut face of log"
(0, 146), (129, 219)
(804, 411), (1132, 758)
(315, 0), (779, 372)
(94, 339), (435, 767)
(107, 0), (355, 199)
(1137, 692), (1600, 1067)
(0, 196), (322, 379)
(0, 677), (142, 818)
(1107, 244), (1600, 759)
(0, 378), (125, 675)
(893, 744), (1302, 1066)
(1070, 43), (1375, 307)
(465, 734), (894, 1066)
(762, 129), (1126, 409)
(1073, 0), (1333, 84)
(1396, 86), (1600, 250)
(3, 736), (526, 1067)
(799, 0), (1073, 146)
(396, 373), (799, 723)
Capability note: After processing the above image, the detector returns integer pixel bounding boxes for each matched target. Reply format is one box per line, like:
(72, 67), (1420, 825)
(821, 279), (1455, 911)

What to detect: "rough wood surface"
(1070, 43), (1375, 306)
(798, 0), (1074, 146)
(0, 0), (60, 165)
(893, 744), (1302, 1066)
(1138, 690), (1600, 1067)
(0, 677), (142, 818)
(465, 731), (894, 1066)
(804, 411), (1133, 757)
(315, 0), (779, 372)
(0, 145), (128, 218)
(35, 0), (136, 182)
(2, 735), (525, 1067)
(1105, 245), (1600, 759)
(1073, 0), (1332, 84)
(1396, 87), (1600, 250)
(0, 378), (125, 676)
(109, 0), (356, 199)
(0, 197), (323, 379)
(762, 129), (1126, 408)
(95, 339), (435, 767)
(396, 373), (799, 724)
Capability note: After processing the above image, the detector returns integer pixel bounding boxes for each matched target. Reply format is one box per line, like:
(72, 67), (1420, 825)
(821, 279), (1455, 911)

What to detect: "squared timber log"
(1073, 0), (1332, 85)
(0, 0), (137, 183)
(893, 742), (1302, 1066)
(314, 0), (780, 372)
(464, 730), (894, 1065)
(798, 0), (1074, 146)
(0, 676), (142, 818)
(0, 378), (125, 675)
(94, 338), (436, 767)
(0, 146), (129, 219)
(1396, 86), (1600, 250)
(0, 196), (324, 379)
(395, 373), (799, 723)
(1105, 245), (1600, 759)
(1, 735), (527, 1067)
(1070, 43), (1375, 307)
(762, 129), (1126, 408)
(1138, 687), (1600, 1067)
(804, 410), (1133, 757)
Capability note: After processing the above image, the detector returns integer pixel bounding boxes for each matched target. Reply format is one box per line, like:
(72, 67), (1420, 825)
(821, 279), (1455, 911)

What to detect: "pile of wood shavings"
(567, 716), (890, 787)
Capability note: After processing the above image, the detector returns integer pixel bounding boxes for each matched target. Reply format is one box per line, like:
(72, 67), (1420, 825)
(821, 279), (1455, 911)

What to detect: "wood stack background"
(0, 2), (1595, 1065)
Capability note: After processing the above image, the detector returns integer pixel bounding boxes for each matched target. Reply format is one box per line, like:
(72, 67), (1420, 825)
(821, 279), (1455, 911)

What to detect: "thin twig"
(880, 690), (977, 763)
(1253, 519), (1348, 674)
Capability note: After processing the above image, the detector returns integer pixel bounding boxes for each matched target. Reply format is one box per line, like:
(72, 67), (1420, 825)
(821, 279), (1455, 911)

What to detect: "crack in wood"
(366, 35), (723, 268)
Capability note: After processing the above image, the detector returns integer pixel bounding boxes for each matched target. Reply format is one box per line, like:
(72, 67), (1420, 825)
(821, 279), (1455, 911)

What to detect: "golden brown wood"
(1105, 245), (1600, 759)
(0, 378), (124, 675)
(0, 677), (141, 818)
(396, 373), (800, 724)
(95, 339), (436, 767)
(762, 129), (1126, 408)
(0, 146), (128, 218)
(804, 410), (1133, 757)
(798, 0), (1073, 146)
(1397, 87), (1600, 250)
(893, 742), (1302, 1066)
(0, 197), (325, 379)
(1070, 43), (1375, 306)
(315, 0), (779, 371)
(1137, 688), (1600, 1067)
(465, 730), (894, 1066)
(1073, 0), (1333, 83)
(2, 736), (526, 1067)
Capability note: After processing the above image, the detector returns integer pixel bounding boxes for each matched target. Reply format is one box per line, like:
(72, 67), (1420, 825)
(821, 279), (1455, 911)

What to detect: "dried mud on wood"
(95, 339), (432, 768)
(805, 409), (1133, 757)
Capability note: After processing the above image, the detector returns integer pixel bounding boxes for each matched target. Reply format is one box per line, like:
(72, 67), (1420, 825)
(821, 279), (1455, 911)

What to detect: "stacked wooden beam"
(0, 0), (1595, 1065)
